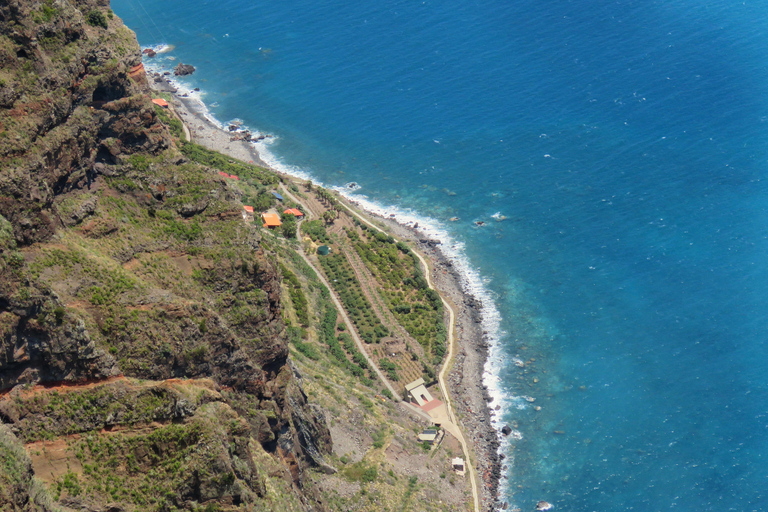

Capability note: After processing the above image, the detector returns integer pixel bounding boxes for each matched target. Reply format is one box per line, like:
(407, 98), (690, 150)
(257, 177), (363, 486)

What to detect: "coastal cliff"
(1, 1), (332, 509)
(1, 1), (499, 511)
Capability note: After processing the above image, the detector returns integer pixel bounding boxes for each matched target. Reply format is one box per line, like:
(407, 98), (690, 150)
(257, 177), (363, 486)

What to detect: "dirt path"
(332, 197), (481, 512)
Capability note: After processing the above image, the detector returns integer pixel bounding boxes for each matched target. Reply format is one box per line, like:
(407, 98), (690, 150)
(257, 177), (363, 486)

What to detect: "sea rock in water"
(174, 63), (196, 76)
(536, 501), (553, 511)
(501, 425), (512, 436)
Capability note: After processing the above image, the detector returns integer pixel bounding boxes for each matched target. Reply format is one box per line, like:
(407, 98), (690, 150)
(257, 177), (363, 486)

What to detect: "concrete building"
(418, 429), (438, 445)
(405, 378), (434, 406)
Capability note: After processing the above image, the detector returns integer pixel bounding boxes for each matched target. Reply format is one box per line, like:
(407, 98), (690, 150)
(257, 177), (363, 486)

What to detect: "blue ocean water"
(113, 0), (768, 509)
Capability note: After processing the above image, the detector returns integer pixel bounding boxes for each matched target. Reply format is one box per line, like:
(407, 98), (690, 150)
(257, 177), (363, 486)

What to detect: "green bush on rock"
(86, 10), (108, 29)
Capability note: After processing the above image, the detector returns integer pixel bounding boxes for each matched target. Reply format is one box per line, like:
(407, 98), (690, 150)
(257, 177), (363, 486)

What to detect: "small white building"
(452, 457), (466, 476)
(418, 429), (438, 445)
(405, 378), (434, 406)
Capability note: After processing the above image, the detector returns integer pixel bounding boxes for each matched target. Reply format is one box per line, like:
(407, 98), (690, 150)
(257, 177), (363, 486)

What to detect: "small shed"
(261, 212), (282, 228)
(405, 378), (434, 407)
(218, 171), (230, 178)
(418, 429), (438, 445)
(151, 98), (169, 108)
(271, 191), (284, 201)
(230, 175), (240, 181)
(283, 208), (304, 217)
(317, 245), (331, 256)
(452, 457), (466, 475)
(243, 205), (254, 213)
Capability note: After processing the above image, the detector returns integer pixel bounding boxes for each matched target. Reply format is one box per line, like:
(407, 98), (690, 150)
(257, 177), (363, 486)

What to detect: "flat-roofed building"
(452, 457), (466, 476)
(405, 378), (434, 406)
(418, 429), (438, 445)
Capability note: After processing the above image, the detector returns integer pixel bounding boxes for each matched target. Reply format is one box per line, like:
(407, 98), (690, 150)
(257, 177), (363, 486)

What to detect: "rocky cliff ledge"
(0, 1), (331, 510)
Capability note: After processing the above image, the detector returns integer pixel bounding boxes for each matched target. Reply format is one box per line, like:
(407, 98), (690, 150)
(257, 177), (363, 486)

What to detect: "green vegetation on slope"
(348, 224), (446, 361)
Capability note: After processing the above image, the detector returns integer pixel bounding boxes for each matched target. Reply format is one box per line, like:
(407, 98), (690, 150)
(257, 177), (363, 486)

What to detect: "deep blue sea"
(112, 0), (768, 509)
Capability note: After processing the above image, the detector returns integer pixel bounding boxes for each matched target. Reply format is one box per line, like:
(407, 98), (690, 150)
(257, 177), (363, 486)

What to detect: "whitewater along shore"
(150, 72), (503, 511)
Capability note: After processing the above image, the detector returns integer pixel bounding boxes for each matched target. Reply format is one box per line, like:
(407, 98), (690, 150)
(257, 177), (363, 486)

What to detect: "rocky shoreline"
(149, 71), (504, 511)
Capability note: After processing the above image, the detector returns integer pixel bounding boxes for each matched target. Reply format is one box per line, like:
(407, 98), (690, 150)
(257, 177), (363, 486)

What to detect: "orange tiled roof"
(243, 205), (254, 213)
(261, 212), (282, 227)
(283, 208), (304, 216)
(151, 98), (168, 107)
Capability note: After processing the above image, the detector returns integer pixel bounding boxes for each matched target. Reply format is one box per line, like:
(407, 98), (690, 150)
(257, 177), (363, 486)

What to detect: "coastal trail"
(330, 193), (481, 512)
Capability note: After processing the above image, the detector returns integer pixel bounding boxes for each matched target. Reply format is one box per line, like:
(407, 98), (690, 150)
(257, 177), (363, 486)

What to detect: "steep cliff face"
(0, 0), (165, 245)
(0, 1), (331, 509)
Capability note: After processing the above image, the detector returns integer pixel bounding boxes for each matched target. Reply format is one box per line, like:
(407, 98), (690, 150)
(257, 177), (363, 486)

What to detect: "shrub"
(86, 9), (108, 29)
(372, 429), (386, 449)
(379, 358), (399, 381)
(281, 214), (297, 238)
(128, 154), (149, 172)
(361, 467), (378, 483)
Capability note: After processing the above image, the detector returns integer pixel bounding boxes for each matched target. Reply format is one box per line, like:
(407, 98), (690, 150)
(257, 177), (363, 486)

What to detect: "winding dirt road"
(279, 183), (480, 512)
(332, 195), (481, 512)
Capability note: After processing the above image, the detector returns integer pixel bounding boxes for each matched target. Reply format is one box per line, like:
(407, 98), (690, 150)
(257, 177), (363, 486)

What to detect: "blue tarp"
(271, 191), (284, 201)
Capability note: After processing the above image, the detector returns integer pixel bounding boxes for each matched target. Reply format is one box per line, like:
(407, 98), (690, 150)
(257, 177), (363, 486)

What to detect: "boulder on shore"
(174, 63), (196, 76)
(501, 425), (512, 436)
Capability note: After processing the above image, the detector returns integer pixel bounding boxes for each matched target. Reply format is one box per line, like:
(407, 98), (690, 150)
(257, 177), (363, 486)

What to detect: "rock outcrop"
(174, 63), (196, 76)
